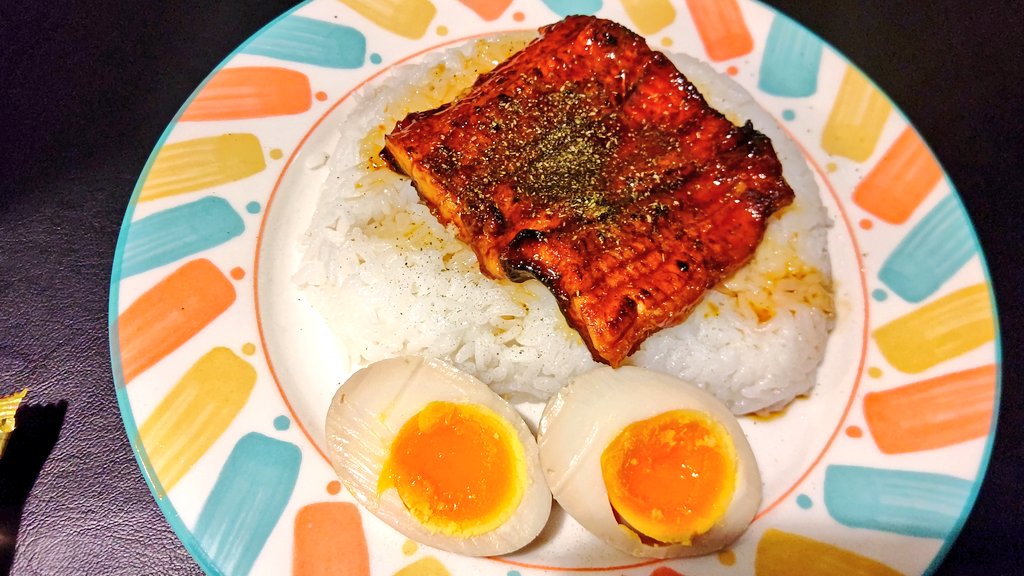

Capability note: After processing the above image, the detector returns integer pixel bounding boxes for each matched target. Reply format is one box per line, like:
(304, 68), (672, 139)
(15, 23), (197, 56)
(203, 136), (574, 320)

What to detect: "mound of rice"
(295, 34), (833, 414)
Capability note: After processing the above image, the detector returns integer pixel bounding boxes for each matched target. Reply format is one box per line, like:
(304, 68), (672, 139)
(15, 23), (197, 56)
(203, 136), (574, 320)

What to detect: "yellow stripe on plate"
(873, 283), (995, 374)
(139, 347), (256, 493)
(756, 529), (902, 576)
(622, 0), (677, 35)
(821, 67), (892, 161)
(140, 133), (266, 201)
(393, 557), (450, 576)
(338, 0), (436, 39)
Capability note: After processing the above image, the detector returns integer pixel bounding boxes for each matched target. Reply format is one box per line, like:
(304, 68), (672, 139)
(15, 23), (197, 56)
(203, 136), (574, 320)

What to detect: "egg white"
(537, 366), (762, 558)
(324, 356), (552, 556)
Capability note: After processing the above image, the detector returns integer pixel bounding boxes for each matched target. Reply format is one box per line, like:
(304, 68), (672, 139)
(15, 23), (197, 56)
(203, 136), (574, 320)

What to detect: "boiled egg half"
(537, 366), (762, 558)
(325, 356), (551, 556)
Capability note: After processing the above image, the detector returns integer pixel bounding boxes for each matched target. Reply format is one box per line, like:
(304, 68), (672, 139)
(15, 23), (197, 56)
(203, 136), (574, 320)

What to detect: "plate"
(109, 1), (1000, 574)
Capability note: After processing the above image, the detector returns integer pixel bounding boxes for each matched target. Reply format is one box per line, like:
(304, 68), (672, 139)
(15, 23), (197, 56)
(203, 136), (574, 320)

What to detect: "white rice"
(295, 35), (833, 414)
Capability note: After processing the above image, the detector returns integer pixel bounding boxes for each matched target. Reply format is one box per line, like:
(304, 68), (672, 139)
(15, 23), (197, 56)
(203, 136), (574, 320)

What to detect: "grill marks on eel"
(381, 16), (794, 366)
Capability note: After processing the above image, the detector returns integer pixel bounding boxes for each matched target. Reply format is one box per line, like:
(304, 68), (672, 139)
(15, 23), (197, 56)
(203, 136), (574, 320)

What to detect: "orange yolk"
(600, 410), (737, 545)
(379, 401), (526, 536)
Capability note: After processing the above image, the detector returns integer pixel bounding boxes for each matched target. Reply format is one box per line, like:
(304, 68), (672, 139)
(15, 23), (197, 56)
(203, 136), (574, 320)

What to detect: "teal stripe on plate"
(824, 465), (972, 539)
(541, 0), (602, 17)
(878, 194), (976, 303)
(121, 196), (244, 278)
(758, 14), (823, 97)
(242, 15), (366, 69)
(193, 433), (302, 575)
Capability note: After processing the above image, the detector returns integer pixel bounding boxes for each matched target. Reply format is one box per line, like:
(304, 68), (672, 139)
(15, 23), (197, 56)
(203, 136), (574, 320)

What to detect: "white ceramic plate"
(110, 1), (1000, 574)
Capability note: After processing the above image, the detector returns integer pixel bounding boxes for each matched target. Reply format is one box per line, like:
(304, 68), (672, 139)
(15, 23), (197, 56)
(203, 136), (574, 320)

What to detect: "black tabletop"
(1, 1), (1021, 574)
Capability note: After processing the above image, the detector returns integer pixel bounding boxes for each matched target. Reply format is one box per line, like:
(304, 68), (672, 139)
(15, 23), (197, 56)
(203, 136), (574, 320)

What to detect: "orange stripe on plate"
(864, 364), (996, 454)
(756, 528), (902, 576)
(139, 347), (256, 491)
(456, 0), (512, 21)
(118, 259), (236, 382)
(622, 0), (677, 35)
(821, 67), (892, 162)
(684, 0), (753, 61)
(852, 127), (943, 224)
(180, 67), (312, 121)
(873, 283), (994, 374)
(140, 133), (266, 201)
(338, 0), (436, 39)
(293, 502), (370, 576)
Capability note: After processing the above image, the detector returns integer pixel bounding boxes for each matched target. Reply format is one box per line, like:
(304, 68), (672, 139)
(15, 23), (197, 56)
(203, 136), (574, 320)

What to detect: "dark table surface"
(2, 1), (1021, 574)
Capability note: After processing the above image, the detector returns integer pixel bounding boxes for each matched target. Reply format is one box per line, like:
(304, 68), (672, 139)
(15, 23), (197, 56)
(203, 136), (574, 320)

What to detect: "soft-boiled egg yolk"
(378, 401), (527, 537)
(326, 357), (551, 556)
(600, 409), (737, 545)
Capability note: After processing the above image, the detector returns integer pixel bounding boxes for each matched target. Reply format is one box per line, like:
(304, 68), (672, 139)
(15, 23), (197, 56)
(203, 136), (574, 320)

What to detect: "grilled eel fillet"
(381, 15), (794, 367)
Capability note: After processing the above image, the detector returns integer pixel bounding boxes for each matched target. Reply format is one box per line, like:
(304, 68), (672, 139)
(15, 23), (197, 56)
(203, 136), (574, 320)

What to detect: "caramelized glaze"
(383, 16), (794, 366)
